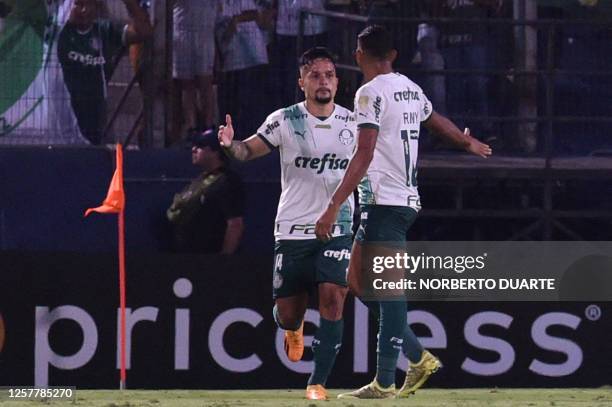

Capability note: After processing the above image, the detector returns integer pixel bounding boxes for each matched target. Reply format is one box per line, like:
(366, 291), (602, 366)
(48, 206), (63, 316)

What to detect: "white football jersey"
(257, 102), (356, 240)
(354, 72), (433, 210)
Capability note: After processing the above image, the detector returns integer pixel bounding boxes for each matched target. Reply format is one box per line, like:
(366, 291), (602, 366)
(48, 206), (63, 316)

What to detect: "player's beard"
(314, 89), (332, 105)
(315, 95), (332, 104)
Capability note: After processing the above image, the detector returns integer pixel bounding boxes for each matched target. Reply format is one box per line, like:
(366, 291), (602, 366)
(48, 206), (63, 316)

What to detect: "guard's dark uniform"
(167, 167), (244, 253)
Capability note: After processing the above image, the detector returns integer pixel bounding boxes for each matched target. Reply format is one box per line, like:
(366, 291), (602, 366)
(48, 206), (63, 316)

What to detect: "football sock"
(308, 318), (343, 385)
(402, 323), (424, 364)
(272, 304), (302, 331)
(361, 299), (380, 320)
(376, 301), (407, 387)
(362, 300), (423, 364)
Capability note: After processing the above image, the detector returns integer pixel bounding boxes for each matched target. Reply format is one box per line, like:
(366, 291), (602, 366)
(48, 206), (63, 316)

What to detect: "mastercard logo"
(0, 313), (5, 353)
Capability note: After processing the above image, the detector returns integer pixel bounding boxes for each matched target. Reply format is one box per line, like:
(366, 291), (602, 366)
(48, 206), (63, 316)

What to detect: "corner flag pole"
(118, 207), (127, 390)
(84, 143), (127, 389)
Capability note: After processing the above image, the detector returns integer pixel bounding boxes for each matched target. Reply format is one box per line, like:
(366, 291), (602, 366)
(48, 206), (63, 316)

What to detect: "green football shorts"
(272, 235), (352, 299)
(355, 205), (418, 244)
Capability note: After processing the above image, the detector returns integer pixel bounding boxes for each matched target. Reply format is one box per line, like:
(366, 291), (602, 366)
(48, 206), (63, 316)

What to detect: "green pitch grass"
(5, 388), (612, 407)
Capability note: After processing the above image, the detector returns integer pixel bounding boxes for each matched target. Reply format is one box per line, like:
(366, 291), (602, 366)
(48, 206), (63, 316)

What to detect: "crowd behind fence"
(0, 0), (610, 157)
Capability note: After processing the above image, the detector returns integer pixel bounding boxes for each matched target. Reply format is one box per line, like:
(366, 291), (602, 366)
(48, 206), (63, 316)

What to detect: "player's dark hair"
(357, 25), (394, 60)
(299, 47), (337, 70)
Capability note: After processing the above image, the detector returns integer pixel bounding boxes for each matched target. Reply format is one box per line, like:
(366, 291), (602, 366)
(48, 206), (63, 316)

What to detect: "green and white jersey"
(0, 1), (124, 144)
(0, 0), (87, 144)
(257, 102), (356, 241)
(354, 72), (432, 210)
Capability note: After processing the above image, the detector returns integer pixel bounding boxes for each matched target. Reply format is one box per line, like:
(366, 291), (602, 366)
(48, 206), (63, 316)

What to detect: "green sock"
(308, 318), (343, 386)
(376, 355), (398, 388)
(376, 301), (407, 388)
(362, 299), (380, 320)
(362, 300), (423, 364)
(402, 324), (424, 364)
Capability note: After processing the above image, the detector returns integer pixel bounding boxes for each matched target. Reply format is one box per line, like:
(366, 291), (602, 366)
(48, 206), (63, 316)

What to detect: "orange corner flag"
(85, 144), (125, 216)
(84, 143), (129, 388)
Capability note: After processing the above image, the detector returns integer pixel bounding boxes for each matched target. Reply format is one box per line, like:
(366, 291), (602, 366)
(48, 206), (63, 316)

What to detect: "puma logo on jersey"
(294, 130), (307, 139)
(294, 153), (349, 174)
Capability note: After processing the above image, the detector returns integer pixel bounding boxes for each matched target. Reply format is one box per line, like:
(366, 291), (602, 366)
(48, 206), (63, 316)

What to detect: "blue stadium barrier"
(0, 147), (281, 254)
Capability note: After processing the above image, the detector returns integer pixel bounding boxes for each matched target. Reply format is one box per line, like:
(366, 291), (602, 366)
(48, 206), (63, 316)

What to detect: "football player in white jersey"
(218, 47), (356, 400)
(316, 25), (492, 399)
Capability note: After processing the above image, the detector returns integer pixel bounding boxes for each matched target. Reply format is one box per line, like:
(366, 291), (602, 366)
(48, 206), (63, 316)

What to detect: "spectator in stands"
(171, 0), (219, 145)
(416, 22), (446, 108)
(545, 0), (612, 154)
(128, 0), (151, 147)
(167, 129), (245, 254)
(434, 0), (502, 144)
(410, 1), (446, 118)
(215, 0), (274, 140)
(58, 0), (152, 145)
(359, 0), (419, 70)
(274, 0), (328, 106)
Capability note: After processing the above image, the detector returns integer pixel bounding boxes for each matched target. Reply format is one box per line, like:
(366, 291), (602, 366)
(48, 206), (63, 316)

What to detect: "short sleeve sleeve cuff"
(354, 85), (383, 128)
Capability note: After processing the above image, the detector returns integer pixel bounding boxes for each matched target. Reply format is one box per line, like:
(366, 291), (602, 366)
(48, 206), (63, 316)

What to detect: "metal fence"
(299, 6), (612, 160)
(295, 4), (612, 241)
(0, 0), (161, 147)
(0, 1), (610, 154)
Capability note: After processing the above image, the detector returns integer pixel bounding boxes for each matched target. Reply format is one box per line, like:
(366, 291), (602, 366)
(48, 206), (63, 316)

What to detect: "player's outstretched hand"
(464, 128), (492, 158)
(218, 114), (235, 147)
(315, 206), (337, 242)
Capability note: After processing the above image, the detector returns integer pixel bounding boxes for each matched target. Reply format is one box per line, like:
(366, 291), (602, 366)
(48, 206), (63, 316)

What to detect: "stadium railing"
(298, 7), (612, 161)
(297, 6), (612, 240)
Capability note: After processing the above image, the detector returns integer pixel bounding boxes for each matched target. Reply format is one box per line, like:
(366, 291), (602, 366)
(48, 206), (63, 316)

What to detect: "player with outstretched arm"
(316, 25), (492, 399)
(219, 47), (356, 400)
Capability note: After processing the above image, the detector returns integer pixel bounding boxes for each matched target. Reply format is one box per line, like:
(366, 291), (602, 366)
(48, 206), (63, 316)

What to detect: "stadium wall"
(0, 147), (280, 255)
(0, 251), (610, 389)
